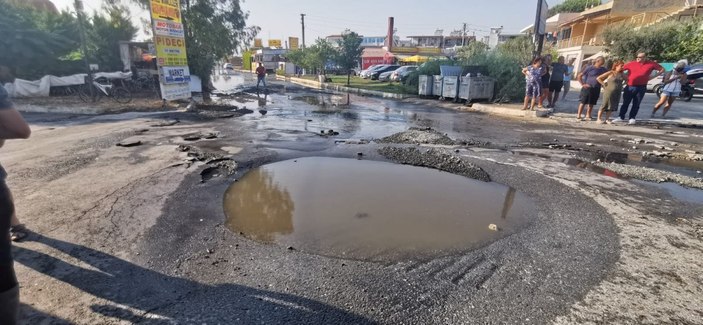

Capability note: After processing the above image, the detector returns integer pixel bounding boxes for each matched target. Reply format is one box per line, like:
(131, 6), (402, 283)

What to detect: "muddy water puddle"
(224, 157), (536, 262)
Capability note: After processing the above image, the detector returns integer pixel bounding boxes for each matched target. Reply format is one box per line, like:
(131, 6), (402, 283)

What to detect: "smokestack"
(387, 17), (394, 52)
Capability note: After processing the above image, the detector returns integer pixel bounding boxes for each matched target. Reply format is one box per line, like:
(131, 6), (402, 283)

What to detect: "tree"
(304, 39), (336, 76)
(0, 0), (78, 78)
(88, 4), (138, 71)
(548, 0), (601, 16)
(603, 19), (703, 63)
(131, 0), (260, 91)
(456, 41), (489, 64)
(336, 32), (362, 85)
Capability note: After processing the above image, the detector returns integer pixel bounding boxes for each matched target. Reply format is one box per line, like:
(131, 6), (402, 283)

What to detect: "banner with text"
(268, 39), (282, 48)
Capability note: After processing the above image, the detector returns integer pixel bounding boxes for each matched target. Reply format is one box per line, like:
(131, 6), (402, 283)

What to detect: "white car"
(223, 63), (234, 70)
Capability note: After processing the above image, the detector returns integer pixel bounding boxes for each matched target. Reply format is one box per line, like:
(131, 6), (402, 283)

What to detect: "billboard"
(268, 39), (282, 47)
(162, 66), (191, 84)
(155, 35), (188, 66)
(150, 0), (190, 100)
(153, 19), (184, 38)
(254, 38), (263, 48)
(289, 37), (299, 50)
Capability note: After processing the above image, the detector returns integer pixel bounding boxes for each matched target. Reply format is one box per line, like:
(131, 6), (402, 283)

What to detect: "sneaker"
(612, 117), (625, 123)
(628, 119), (636, 125)
(596, 119), (605, 124)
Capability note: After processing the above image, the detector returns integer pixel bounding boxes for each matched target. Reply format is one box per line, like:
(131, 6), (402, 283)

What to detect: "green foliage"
(285, 39), (337, 74)
(456, 36), (534, 101)
(548, 0), (600, 16)
(603, 19), (703, 63)
(0, 1), (79, 78)
(336, 32), (363, 82)
(87, 4), (138, 71)
(456, 42), (489, 63)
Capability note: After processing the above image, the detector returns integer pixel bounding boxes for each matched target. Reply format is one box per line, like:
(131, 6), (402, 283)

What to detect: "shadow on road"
(14, 235), (375, 324)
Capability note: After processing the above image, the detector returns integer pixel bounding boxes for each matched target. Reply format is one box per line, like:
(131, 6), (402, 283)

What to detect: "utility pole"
(301, 13), (306, 49)
(462, 23), (467, 46)
(533, 0), (545, 58)
(74, 0), (95, 102)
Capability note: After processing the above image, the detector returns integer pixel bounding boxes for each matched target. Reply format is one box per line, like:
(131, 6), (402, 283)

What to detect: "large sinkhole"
(224, 157), (537, 262)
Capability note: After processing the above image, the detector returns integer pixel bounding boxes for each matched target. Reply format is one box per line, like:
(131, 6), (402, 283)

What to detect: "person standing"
(255, 62), (267, 91)
(596, 60), (626, 124)
(522, 57), (546, 110)
(548, 56), (569, 109)
(562, 58), (576, 100)
(652, 61), (688, 118)
(576, 56), (607, 121)
(538, 54), (552, 108)
(0, 81), (32, 325)
(614, 52), (665, 125)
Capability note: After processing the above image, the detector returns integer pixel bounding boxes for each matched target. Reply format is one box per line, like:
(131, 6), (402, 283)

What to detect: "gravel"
(377, 127), (457, 145)
(593, 161), (703, 190)
(378, 146), (491, 182)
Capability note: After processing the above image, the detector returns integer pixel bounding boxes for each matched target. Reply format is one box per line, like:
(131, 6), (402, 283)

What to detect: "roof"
(406, 35), (444, 38)
(362, 48), (387, 57)
(520, 13), (581, 33)
(559, 2), (614, 26)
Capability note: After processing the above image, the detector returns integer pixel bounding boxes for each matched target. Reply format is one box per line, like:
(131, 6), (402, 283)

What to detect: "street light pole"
(74, 0), (95, 101)
(301, 13), (306, 49)
(533, 0), (545, 58)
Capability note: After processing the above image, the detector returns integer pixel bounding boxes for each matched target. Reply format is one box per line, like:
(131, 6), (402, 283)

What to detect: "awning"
(400, 55), (430, 63)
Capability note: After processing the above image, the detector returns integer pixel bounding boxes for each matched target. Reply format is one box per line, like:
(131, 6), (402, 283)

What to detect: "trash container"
(442, 76), (460, 100)
(418, 75), (433, 96)
(432, 75), (444, 97)
(459, 76), (495, 102)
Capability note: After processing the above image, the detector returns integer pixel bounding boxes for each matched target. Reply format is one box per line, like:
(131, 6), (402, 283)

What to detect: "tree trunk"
(347, 72), (351, 86)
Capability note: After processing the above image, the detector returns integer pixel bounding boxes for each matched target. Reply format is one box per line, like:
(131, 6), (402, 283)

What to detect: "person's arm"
(596, 71), (613, 87)
(522, 67), (529, 77)
(650, 64), (665, 81)
(577, 68), (589, 88)
(0, 108), (31, 139)
(662, 72), (673, 84)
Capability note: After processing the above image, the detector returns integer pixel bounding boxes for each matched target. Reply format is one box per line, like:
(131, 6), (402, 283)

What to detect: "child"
(522, 57), (545, 111)
(596, 60), (625, 124)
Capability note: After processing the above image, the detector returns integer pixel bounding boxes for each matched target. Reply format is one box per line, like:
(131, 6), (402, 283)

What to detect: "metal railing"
(685, 0), (697, 7)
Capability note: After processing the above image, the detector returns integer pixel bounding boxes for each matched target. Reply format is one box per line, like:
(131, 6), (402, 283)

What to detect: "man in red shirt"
(255, 62), (267, 91)
(614, 52), (664, 125)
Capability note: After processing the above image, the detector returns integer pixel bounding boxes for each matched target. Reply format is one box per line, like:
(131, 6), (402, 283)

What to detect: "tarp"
(400, 55), (429, 63)
(3, 72), (132, 98)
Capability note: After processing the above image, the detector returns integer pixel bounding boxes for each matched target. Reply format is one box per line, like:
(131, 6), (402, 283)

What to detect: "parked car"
(223, 63), (233, 70)
(390, 65), (418, 82)
(378, 70), (394, 82)
(369, 65), (400, 80)
(360, 65), (387, 79)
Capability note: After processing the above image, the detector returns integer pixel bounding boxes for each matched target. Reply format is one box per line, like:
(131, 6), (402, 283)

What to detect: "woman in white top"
(652, 61), (688, 118)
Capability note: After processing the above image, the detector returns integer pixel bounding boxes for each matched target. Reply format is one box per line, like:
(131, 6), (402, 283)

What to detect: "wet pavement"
(6, 71), (703, 324)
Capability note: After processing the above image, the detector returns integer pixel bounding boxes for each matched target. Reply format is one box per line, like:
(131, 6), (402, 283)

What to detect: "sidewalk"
(447, 90), (703, 126)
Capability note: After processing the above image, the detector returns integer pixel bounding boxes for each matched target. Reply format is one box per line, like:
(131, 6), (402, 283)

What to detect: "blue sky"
(51, 0), (567, 43)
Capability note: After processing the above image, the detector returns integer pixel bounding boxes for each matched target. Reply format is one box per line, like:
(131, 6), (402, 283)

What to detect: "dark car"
(369, 65), (400, 80)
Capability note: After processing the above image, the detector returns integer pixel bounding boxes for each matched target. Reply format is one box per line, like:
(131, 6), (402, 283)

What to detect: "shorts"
(526, 82), (541, 98)
(579, 86), (601, 106)
(541, 74), (550, 88)
(662, 90), (680, 97)
(549, 80), (564, 93)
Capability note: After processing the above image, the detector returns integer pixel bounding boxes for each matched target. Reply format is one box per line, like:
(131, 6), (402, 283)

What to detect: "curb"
(274, 75), (415, 100)
(16, 103), (110, 115)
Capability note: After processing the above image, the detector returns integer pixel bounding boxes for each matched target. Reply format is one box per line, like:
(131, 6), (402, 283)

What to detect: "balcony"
(556, 35), (607, 49)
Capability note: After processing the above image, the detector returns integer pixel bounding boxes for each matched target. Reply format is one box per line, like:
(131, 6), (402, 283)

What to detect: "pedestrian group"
(523, 51), (688, 125)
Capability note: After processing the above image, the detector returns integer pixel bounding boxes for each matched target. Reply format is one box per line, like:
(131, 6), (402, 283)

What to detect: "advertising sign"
(160, 83), (192, 100)
(162, 66), (191, 84)
(150, 1), (181, 23)
(289, 37), (299, 50)
(155, 35), (188, 66)
(153, 19), (184, 37)
(151, 0), (190, 100)
(268, 39), (282, 48)
(254, 38), (263, 48)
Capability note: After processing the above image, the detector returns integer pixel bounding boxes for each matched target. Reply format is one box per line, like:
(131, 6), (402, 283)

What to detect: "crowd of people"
(523, 51), (689, 125)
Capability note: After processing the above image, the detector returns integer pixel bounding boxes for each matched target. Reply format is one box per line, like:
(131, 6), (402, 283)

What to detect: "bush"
(603, 19), (703, 63)
(276, 68), (286, 76)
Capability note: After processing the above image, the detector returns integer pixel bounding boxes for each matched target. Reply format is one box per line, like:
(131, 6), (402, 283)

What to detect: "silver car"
(378, 71), (394, 82)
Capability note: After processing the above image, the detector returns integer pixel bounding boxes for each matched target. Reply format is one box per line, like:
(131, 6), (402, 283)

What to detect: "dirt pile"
(378, 146), (490, 182)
